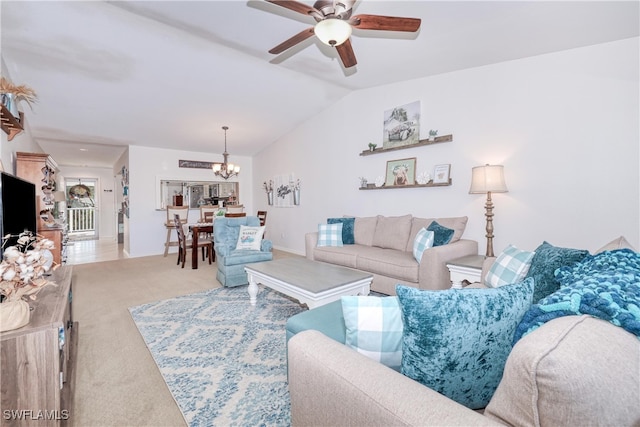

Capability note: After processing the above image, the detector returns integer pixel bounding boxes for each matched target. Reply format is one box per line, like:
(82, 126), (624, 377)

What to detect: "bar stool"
(164, 205), (189, 257)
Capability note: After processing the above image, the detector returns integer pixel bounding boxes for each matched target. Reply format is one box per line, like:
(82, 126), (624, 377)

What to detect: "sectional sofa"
(305, 214), (478, 295)
(288, 238), (640, 426)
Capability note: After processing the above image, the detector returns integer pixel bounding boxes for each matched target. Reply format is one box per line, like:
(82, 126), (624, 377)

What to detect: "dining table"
(189, 223), (214, 269)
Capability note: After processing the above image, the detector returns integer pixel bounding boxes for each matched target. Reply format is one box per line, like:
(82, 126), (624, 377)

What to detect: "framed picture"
(385, 158), (416, 186)
(433, 164), (451, 184)
(382, 101), (421, 149)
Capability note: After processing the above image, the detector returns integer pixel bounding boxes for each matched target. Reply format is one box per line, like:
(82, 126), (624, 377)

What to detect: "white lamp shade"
(314, 19), (352, 46)
(234, 165), (240, 173)
(469, 164), (508, 194)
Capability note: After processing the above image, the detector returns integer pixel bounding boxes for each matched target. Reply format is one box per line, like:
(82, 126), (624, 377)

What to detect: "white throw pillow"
(412, 228), (435, 263)
(484, 244), (535, 288)
(317, 223), (343, 247)
(235, 225), (265, 250)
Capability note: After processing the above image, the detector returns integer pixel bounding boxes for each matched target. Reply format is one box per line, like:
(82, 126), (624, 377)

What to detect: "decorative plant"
(368, 143), (377, 151)
(0, 231), (57, 302)
(0, 77), (38, 109)
(358, 176), (368, 187)
(428, 129), (438, 139)
(289, 179), (301, 191)
(263, 180), (274, 193)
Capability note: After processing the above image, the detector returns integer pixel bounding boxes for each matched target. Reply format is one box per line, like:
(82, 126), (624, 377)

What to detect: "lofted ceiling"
(1, 1), (638, 168)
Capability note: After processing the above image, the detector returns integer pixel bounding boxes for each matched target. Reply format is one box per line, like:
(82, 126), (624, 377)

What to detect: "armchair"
(213, 216), (273, 287)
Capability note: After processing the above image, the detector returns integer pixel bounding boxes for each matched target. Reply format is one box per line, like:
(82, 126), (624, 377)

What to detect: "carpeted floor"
(71, 250), (301, 426)
(129, 286), (304, 426)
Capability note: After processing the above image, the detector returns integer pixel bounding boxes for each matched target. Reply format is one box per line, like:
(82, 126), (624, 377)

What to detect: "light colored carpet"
(71, 250), (300, 426)
(129, 286), (304, 426)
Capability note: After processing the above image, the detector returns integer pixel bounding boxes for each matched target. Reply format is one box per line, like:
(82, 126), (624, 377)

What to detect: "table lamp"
(469, 164), (508, 257)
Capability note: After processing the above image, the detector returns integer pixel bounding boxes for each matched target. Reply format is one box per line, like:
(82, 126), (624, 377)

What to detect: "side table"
(446, 255), (485, 289)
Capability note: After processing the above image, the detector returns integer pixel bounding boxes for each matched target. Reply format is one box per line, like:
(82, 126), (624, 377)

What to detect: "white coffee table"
(244, 258), (373, 308)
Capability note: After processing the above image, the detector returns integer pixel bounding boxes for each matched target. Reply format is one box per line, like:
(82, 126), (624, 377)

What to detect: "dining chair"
(199, 205), (218, 223)
(174, 214), (213, 268)
(164, 205), (189, 257)
(224, 212), (247, 218)
(226, 204), (245, 214)
(257, 210), (267, 227)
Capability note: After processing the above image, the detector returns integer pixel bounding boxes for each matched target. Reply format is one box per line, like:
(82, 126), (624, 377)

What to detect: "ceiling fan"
(266, 0), (421, 68)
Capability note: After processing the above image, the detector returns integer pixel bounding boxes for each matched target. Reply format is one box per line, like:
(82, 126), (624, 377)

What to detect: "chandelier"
(212, 125), (240, 180)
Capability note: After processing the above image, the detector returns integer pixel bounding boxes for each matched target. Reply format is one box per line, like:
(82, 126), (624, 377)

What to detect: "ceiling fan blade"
(349, 14), (421, 32)
(266, 0), (323, 19)
(269, 27), (315, 54)
(336, 38), (357, 68)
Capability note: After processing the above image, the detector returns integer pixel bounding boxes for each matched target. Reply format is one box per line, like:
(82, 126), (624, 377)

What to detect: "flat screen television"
(0, 172), (37, 253)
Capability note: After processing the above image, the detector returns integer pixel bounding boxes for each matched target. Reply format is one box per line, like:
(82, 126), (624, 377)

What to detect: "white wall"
(254, 38), (640, 255)
(127, 145), (253, 257)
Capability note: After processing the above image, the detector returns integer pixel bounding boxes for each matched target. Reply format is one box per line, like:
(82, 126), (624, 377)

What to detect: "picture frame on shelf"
(433, 164), (451, 184)
(385, 157), (416, 187)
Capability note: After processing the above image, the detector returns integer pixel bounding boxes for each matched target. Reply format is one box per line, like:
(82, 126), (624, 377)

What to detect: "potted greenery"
(0, 77), (37, 118)
(368, 143), (377, 152)
(428, 129), (438, 142)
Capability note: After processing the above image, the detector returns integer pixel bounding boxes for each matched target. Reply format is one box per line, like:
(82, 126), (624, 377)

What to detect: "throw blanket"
(513, 249), (640, 343)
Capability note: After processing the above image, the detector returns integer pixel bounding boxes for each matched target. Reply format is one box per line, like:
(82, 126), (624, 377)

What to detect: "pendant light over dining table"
(212, 125), (240, 180)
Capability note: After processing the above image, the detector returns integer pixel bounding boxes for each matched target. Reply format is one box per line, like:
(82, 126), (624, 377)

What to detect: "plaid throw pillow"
(317, 223), (343, 247)
(485, 245), (535, 288)
(341, 296), (404, 370)
(413, 228), (435, 263)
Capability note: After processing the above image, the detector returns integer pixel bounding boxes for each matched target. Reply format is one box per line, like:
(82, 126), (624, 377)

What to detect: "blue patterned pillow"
(484, 245), (535, 288)
(412, 228), (434, 263)
(525, 241), (589, 302)
(341, 296), (403, 371)
(427, 221), (454, 246)
(327, 217), (355, 245)
(396, 279), (534, 409)
(317, 223), (343, 247)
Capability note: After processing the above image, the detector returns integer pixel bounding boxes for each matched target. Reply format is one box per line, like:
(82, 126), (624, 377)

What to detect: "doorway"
(65, 178), (98, 240)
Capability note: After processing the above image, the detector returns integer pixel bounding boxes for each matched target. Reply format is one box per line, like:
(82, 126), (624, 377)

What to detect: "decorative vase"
(0, 299), (30, 332)
(293, 189), (300, 206)
(267, 191), (274, 206)
(1, 93), (20, 118)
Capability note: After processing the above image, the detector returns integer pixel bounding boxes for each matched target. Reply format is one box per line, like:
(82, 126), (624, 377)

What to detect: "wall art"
(385, 158), (416, 187)
(383, 100), (420, 149)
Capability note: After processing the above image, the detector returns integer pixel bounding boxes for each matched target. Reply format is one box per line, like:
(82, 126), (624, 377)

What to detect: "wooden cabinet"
(15, 152), (67, 264)
(0, 266), (76, 426)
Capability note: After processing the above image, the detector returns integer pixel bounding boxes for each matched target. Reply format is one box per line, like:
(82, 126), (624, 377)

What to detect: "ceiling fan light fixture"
(314, 18), (352, 46)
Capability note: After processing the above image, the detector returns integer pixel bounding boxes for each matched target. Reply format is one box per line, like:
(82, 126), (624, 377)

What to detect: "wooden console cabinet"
(15, 152), (67, 265)
(0, 266), (76, 426)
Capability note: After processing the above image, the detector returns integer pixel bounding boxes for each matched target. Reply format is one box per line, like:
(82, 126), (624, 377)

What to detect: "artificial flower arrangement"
(263, 180), (274, 193)
(0, 231), (57, 303)
(0, 77), (38, 110)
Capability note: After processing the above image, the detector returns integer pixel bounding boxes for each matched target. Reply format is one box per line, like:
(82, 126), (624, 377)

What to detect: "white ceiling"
(1, 1), (638, 168)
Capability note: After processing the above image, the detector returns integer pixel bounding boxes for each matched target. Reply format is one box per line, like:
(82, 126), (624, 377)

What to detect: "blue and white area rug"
(129, 285), (305, 426)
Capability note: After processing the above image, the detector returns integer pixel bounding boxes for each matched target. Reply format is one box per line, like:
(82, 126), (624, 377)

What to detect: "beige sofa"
(288, 250), (640, 426)
(288, 316), (639, 426)
(305, 215), (478, 295)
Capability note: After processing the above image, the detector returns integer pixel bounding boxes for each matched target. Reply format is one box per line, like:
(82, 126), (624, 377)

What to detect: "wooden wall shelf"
(359, 179), (452, 190)
(0, 104), (24, 141)
(360, 134), (453, 156)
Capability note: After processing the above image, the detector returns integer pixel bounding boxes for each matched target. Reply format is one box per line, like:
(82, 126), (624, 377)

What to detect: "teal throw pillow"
(484, 244), (535, 288)
(341, 296), (404, 371)
(317, 223), (343, 247)
(427, 221), (454, 246)
(412, 228), (434, 263)
(525, 241), (589, 302)
(396, 279), (534, 409)
(327, 217), (355, 245)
